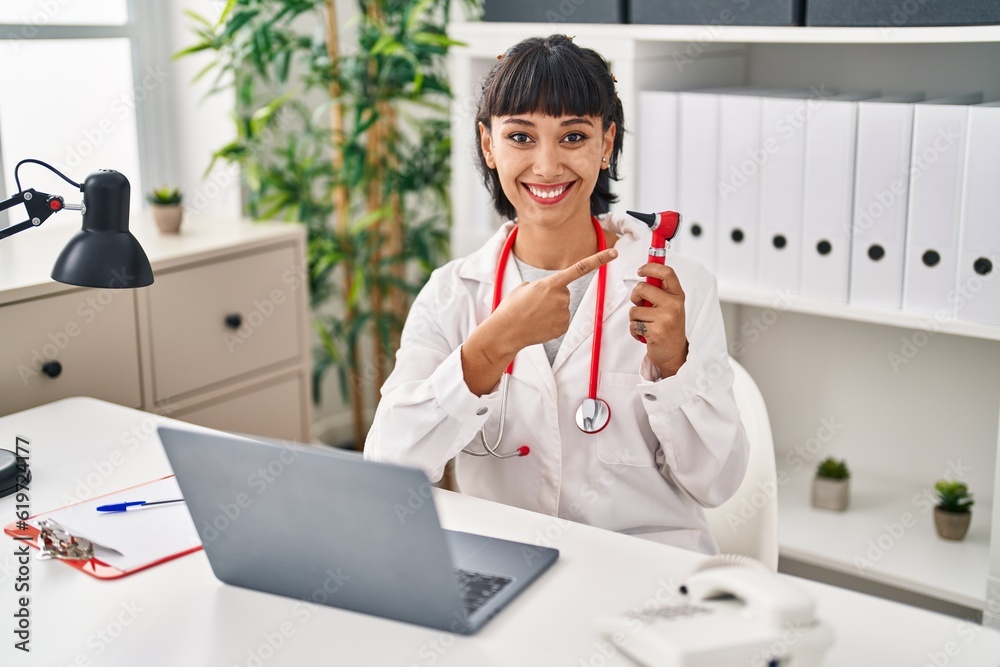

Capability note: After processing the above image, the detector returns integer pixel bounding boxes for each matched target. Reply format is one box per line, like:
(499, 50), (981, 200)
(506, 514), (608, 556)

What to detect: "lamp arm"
(0, 190), (26, 213)
(0, 188), (68, 241)
(0, 220), (37, 242)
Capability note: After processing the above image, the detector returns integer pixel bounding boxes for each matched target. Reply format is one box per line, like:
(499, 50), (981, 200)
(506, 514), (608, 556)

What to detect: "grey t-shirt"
(514, 256), (596, 365)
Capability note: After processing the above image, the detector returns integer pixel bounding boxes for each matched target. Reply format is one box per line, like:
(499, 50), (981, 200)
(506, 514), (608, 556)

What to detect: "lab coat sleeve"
(363, 271), (502, 482)
(638, 273), (750, 508)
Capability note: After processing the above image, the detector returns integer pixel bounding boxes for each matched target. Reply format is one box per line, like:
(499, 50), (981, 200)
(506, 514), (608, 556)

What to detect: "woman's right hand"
(461, 247), (618, 396)
(489, 247), (619, 351)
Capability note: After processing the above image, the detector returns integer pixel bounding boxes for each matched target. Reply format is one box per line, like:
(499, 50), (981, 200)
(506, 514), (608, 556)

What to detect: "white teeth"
(527, 184), (567, 199)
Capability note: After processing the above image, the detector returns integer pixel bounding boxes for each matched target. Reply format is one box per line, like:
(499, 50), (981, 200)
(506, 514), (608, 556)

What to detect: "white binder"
(637, 91), (679, 216)
(902, 94), (982, 316)
(716, 91), (767, 289)
(849, 93), (925, 310)
(800, 92), (879, 302)
(677, 89), (732, 273)
(757, 89), (831, 295)
(955, 101), (1000, 326)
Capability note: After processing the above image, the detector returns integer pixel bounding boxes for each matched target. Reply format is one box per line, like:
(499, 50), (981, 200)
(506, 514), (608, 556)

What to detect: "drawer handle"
(224, 313), (243, 330)
(42, 361), (63, 378)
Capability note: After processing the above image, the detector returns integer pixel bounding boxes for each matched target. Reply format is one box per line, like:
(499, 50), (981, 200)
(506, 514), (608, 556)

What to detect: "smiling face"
(479, 113), (615, 231)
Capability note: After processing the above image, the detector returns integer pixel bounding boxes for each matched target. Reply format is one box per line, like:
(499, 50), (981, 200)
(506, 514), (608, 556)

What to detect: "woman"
(365, 34), (748, 553)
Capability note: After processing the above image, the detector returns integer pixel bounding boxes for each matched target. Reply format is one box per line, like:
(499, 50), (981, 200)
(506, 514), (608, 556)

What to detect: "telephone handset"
(596, 555), (834, 667)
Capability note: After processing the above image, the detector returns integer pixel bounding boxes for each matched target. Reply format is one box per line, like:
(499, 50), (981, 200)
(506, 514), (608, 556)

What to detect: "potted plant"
(812, 457), (850, 511)
(179, 1), (464, 447)
(933, 480), (973, 541)
(147, 186), (183, 233)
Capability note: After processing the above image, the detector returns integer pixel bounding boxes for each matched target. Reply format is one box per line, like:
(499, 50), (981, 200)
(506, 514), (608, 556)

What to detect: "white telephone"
(596, 556), (834, 667)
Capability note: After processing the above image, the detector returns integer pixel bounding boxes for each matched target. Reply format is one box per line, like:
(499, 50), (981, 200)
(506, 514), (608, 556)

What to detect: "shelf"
(450, 21), (1000, 47)
(719, 285), (1000, 342)
(778, 470), (991, 610)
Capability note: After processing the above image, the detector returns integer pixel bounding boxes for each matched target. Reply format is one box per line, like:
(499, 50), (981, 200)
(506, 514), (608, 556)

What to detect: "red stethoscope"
(463, 211), (681, 460)
(463, 216), (611, 460)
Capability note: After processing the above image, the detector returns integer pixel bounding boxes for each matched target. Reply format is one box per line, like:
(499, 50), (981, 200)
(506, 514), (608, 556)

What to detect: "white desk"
(2, 398), (999, 667)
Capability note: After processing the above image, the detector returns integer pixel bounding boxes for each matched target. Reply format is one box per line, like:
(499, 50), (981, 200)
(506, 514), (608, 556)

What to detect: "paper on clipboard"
(12, 476), (203, 576)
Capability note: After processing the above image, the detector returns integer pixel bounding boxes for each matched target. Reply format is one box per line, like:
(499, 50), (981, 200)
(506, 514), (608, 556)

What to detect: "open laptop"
(157, 426), (558, 634)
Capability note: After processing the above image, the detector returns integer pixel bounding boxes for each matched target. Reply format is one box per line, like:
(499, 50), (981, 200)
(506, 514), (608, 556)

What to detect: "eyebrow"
(500, 117), (595, 128)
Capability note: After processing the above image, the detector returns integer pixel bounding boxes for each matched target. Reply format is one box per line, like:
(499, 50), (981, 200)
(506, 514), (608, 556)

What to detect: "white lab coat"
(364, 213), (749, 553)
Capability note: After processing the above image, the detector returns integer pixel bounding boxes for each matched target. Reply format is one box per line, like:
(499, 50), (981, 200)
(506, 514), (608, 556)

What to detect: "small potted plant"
(146, 186), (183, 233)
(933, 480), (973, 541)
(812, 457), (850, 511)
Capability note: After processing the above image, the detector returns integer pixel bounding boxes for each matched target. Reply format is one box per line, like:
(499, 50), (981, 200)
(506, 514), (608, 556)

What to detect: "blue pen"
(96, 499), (185, 512)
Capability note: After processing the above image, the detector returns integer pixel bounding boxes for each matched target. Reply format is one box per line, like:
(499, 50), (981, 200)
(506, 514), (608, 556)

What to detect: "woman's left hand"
(628, 263), (688, 378)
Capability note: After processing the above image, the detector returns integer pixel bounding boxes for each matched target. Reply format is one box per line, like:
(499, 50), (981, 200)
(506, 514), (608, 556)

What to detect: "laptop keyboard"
(454, 568), (512, 614)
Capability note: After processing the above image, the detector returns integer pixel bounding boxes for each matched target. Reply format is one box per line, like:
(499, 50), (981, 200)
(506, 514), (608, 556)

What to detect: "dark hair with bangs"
(475, 34), (625, 221)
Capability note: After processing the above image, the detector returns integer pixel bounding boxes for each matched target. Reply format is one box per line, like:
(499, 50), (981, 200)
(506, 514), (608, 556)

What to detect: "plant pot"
(811, 477), (849, 511)
(152, 204), (183, 233)
(933, 507), (971, 541)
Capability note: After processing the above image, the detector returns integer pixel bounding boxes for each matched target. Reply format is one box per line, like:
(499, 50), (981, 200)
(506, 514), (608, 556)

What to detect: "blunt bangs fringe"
(484, 40), (610, 125)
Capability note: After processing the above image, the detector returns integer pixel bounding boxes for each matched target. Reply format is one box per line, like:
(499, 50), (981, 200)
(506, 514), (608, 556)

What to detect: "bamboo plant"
(178, 0), (468, 447)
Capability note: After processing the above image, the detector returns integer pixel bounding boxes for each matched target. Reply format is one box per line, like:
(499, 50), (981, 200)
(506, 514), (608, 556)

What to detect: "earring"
(601, 157), (608, 164)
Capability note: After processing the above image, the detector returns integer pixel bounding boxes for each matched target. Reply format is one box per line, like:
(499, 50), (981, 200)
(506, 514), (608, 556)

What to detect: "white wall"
(160, 1), (241, 219)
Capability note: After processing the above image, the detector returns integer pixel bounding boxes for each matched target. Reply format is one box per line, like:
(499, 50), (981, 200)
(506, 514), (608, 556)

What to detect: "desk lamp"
(0, 158), (155, 497)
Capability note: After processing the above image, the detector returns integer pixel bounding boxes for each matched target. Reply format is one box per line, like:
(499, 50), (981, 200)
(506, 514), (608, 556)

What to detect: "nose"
(532, 141), (563, 179)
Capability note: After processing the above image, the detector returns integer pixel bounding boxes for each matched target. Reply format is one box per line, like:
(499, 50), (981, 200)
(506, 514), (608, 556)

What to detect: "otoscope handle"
(640, 255), (665, 341)
(642, 261), (664, 303)
(627, 210), (681, 344)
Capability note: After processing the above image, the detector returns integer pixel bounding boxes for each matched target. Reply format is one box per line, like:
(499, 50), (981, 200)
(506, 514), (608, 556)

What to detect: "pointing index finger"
(548, 248), (618, 287)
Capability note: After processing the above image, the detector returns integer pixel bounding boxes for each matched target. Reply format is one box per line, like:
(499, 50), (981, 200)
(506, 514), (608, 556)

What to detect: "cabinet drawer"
(147, 246), (303, 400)
(0, 290), (142, 415)
(173, 375), (308, 442)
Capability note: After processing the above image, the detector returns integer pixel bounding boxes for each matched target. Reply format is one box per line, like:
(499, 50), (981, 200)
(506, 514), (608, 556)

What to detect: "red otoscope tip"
(517, 446), (530, 457)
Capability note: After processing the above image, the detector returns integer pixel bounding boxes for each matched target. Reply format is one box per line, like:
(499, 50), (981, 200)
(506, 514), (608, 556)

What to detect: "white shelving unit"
(448, 21), (1000, 627)
(780, 470), (993, 610)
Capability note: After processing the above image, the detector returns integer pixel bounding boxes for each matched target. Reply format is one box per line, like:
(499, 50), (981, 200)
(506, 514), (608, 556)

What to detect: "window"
(0, 2), (164, 228)
(0, 2), (128, 25)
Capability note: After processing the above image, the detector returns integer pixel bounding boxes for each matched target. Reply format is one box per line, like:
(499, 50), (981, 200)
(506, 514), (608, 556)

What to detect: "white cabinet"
(0, 288), (143, 414)
(145, 245), (303, 400)
(172, 373), (308, 442)
(0, 214), (313, 443)
(448, 21), (1000, 625)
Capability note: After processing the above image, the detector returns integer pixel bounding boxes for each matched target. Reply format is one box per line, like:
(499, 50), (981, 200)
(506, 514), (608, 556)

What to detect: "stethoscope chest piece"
(576, 397), (611, 434)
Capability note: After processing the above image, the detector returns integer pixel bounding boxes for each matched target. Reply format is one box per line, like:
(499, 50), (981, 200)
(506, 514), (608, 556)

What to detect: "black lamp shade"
(51, 169), (154, 288)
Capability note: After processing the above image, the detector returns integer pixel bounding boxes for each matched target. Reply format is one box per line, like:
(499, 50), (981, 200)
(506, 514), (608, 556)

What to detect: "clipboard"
(4, 475), (202, 579)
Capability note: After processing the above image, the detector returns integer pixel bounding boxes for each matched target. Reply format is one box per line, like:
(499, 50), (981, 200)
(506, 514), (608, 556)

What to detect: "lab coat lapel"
(459, 221), (514, 292)
(463, 222), (558, 402)
(551, 240), (634, 374)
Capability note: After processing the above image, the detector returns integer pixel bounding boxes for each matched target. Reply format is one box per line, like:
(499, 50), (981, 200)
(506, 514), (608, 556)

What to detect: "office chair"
(703, 357), (779, 571)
